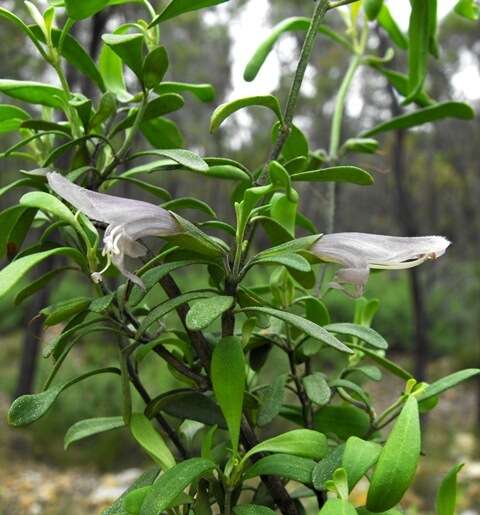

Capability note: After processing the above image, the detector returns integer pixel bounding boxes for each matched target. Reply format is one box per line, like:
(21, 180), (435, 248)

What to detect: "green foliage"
(0, 1), (477, 513)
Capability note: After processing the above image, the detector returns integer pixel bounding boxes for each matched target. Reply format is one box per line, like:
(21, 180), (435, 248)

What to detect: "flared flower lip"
(47, 172), (181, 287)
(311, 232), (451, 297)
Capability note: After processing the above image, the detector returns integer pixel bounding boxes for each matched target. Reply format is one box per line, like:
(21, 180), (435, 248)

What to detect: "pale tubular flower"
(311, 233), (451, 297)
(47, 172), (181, 287)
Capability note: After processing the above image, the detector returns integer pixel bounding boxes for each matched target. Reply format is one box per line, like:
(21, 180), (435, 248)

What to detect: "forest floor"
(0, 357), (479, 515)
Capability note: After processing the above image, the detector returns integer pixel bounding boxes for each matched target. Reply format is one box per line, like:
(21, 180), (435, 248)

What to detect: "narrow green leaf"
(244, 17), (352, 82)
(291, 166), (374, 186)
(127, 148), (209, 172)
(162, 197), (216, 217)
(312, 444), (346, 490)
(303, 373), (331, 406)
(210, 95), (283, 133)
(454, 0), (479, 20)
(64, 416), (124, 449)
(20, 191), (78, 227)
(211, 336), (245, 453)
(436, 463), (464, 515)
(151, 0), (228, 26)
(186, 295), (234, 331)
(64, 0), (109, 19)
(241, 307), (353, 354)
(130, 413), (176, 470)
(378, 5), (408, 50)
(99, 39), (131, 102)
(363, 102), (475, 137)
(350, 343), (413, 380)
(367, 396), (421, 511)
(357, 508), (402, 515)
(324, 323), (388, 350)
(0, 104), (30, 133)
(257, 374), (287, 426)
(103, 468), (159, 515)
(139, 458), (215, 514)
(342, 437), (382, 490)
(0, 247), (85, 301)
(108, 177), (171, 201)
(244, 429), (327, 462)
(364, 0), (384, 20)
(155, 81), (215, 102)
(417, 369), (480, 403)
(0, 79), (65, 108)
(406, 0), (433, 102)
(102, 33), (144, 79)
(15, 267), (72, 305)
(143, 46), (169, 89)
(42, 297), (91, 326)
(252, 253), (311, 273)
(8, 368), (120, 427)
(244, 454), (316, 485)
(372, 67), (433, 107)
(341, 138), (379, 155)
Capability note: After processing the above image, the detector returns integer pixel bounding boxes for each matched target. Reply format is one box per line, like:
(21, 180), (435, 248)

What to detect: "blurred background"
(0, 0), (479, 513)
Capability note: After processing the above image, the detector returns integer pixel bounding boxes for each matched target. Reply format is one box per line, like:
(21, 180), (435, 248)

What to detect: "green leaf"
(319, 499), (358, 515)
(162, 197), (215, 217)
(128, 148), (208, 172)
(436, 463), (464, 515)
(155, 81), (215, 102)
(364, 0), (384, 20)
(341, 138), (379, 155)
(342, 437), (382, 490)
(143, 46), (169, 89)
(20, 191), (78, 227)
(367, 396), (421, 512)
(257, 374), (287, 427)
(8, 368), (120, 427)
(42, 297), (91, 326)
(312, 444), (346, 490)
(252, 253), (311, 273)
(103, 468), (159, 515)
(151, 0), (229, 26)
(90, 91), (117, 128)
(64, 0), (108, 19)
(186, 295), (234, 331)
(454, 0), (479, 20)
(241, 307), (352, 354)
(137, 291), (212, 337)
(406, 0), (434, 103)
(314, 406), (370, 440)
(417, 369), (480, 403)
(303, 373), (331, 406)
(244, 454), (316, 485)
(108, 177), (171, 202)
(244, 429), (327, 462)
(244, 17), (352, 82)
(130, 413), (176, 470)
(378, 5), (408, 50)
(15, 267), (72, 306)
(349, 343), (413, 381)
(372, 67), (433, 107)
(303, 297), (330, 326)
(99, 39), (130, 102)
(211, 336), (245, 453)
(210, 95), (283, 133)
(357, 508), (402, 515)
(102, 33), (144, 79)
(146, 390), (226, 428)
(270, 193), (297, 236)
(363, 102), (475, 137)
(0, 247), (85, 301)
(64, 416), (124, 450)
(0, 79), (65, 108)
(292, 166), (373, 186)
(324, 323), (388, 350)
(139, 458), (215, 514)
(141, 117), (184, 149)
(234, 506), (276, 515)
(0, 104), (30, 133)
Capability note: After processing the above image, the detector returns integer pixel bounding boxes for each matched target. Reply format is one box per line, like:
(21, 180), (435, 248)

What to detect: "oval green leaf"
(64, 416), (125, 449)
(291, 166), (374, 186)
(186, 295), (234, 331)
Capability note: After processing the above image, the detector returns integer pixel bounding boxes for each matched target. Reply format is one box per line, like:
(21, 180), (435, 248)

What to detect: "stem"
(259, 0), (330, 182)
(328, 0), (361, 9)
(224, 486), (233, 515)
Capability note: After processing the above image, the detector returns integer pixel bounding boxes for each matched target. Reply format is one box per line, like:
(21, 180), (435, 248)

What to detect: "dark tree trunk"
(13, 259), (54, 398)
(389, 94), (430, 381)
(82, 12), (108, 99)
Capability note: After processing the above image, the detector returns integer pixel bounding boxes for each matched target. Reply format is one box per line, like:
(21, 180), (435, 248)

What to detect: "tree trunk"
(389, 93), (430, 381)
(13, 259), (54, 398)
